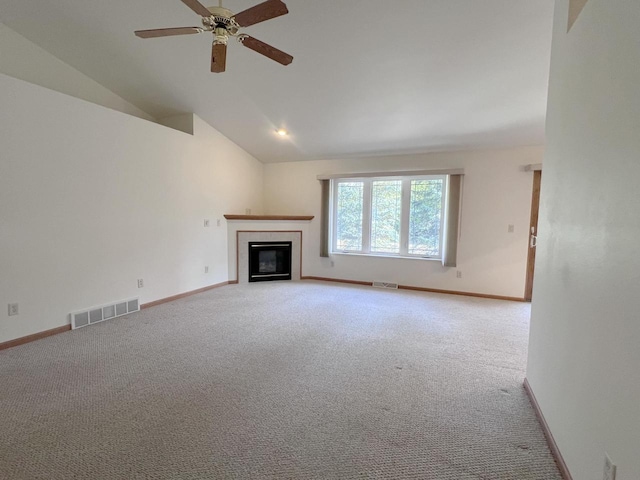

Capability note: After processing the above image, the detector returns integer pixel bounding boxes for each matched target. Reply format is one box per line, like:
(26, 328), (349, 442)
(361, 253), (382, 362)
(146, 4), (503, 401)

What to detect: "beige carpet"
(0, 281), (561, 479)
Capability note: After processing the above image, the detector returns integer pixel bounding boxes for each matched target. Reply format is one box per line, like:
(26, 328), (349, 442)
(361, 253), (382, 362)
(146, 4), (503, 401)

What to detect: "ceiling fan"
(134, 0), (293, 73)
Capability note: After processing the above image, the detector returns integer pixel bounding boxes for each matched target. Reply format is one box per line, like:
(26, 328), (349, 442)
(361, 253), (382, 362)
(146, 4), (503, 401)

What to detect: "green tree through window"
(409, 179), (443, 256)
(335, 182), (363, 251)
(371, 181), (402, 253)
(332, 175), (446, 258)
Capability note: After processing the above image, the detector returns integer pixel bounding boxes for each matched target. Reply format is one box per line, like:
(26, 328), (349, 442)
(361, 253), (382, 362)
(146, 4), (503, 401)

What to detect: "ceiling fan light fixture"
(134, 0), (293, 73)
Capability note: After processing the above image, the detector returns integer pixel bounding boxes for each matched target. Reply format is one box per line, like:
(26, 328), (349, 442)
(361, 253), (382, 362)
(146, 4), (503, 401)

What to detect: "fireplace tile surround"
(226, 215), (313, 284)
(237, 232), (301, 283)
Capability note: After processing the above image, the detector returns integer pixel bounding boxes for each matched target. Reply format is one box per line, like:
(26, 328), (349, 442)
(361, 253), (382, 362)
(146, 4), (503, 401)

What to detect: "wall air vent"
(372, 281), (399, 289)
(70, 297), (140, 330)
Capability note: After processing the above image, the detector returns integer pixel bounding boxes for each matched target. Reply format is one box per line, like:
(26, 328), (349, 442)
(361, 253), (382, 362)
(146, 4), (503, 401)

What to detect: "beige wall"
(0, 74), (263, 343)
(0, 22), (154, 122)
(263, 146), (543, 298)
(527, 1), (640, 479)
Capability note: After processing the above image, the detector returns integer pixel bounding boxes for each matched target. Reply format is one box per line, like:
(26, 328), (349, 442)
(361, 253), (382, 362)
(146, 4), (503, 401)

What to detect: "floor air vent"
(70, 298), (140, 329)
(373, 281), (399, 289)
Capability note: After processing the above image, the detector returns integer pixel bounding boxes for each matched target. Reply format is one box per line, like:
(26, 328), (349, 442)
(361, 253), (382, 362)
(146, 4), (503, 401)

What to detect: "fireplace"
(248, 241), (292, 282)
(235, 231), (302, 283)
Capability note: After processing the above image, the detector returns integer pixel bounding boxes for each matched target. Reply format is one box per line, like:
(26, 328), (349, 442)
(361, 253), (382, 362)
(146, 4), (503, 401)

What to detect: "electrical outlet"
(603, 454), (616, 480)
(137, 279), (144, 288)
(330, 261), (335, 267)
(204, 219), (211, 227)
(456, 271), (462, 279)
(508, 224), (515, 233)
(245, 208), (252, 215)
(8, 303), (19, 316)
(205, 266), (209, 274)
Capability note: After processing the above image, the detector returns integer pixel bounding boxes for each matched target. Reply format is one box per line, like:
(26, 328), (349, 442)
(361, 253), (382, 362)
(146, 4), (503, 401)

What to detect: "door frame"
(525, 170), (542, 301)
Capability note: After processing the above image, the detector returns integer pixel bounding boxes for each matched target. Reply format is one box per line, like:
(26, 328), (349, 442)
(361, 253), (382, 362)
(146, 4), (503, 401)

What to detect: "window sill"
(330, 252), (442, 262)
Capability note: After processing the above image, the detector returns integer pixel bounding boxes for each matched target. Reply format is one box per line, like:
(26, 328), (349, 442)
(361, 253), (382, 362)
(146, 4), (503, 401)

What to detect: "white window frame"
(330, 175), (447, 259)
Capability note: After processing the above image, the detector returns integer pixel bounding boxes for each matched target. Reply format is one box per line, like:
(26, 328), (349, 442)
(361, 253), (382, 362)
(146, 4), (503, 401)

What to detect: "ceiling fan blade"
(233, 0), (289, 27)
(241, 36), (293, 66)
(135, 27), (202, 38)
(181, 0), (212, 17)
(211, 43), (227, 73)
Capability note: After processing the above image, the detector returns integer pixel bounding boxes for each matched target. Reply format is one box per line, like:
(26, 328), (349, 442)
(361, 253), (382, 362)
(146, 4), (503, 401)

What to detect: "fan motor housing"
(203, 7), (240, 34)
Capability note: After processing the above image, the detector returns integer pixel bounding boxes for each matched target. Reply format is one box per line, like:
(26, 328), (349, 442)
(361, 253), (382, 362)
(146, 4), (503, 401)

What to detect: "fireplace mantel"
(224, 215), (314, 221)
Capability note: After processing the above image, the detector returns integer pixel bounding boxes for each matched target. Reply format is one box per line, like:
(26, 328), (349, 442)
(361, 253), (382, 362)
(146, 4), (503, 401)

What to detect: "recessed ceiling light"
(276, 129), (288, 137)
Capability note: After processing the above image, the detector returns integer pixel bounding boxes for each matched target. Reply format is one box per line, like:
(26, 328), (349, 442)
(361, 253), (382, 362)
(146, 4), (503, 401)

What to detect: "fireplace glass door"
(248, 242), (292, 282)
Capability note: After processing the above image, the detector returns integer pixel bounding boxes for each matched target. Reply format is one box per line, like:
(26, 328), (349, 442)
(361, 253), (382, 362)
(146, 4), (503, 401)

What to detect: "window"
(335, 182), (364, 251)
(331, 175), (447, 258)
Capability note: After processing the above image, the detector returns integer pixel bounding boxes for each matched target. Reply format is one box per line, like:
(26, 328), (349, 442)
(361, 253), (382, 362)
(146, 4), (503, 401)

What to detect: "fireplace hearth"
(248, 241), (292, 282)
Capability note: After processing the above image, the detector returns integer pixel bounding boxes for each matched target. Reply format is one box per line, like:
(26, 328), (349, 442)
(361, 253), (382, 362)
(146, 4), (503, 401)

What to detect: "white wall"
(264, 147), (543, 298)
(0, 73), (263, 343)
(0, 22), (154, 122)
(527, 1), (640, 479)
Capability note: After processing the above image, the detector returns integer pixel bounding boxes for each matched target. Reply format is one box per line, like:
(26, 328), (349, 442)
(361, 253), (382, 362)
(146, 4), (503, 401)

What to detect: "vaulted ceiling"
(0, 0), (554, 163)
